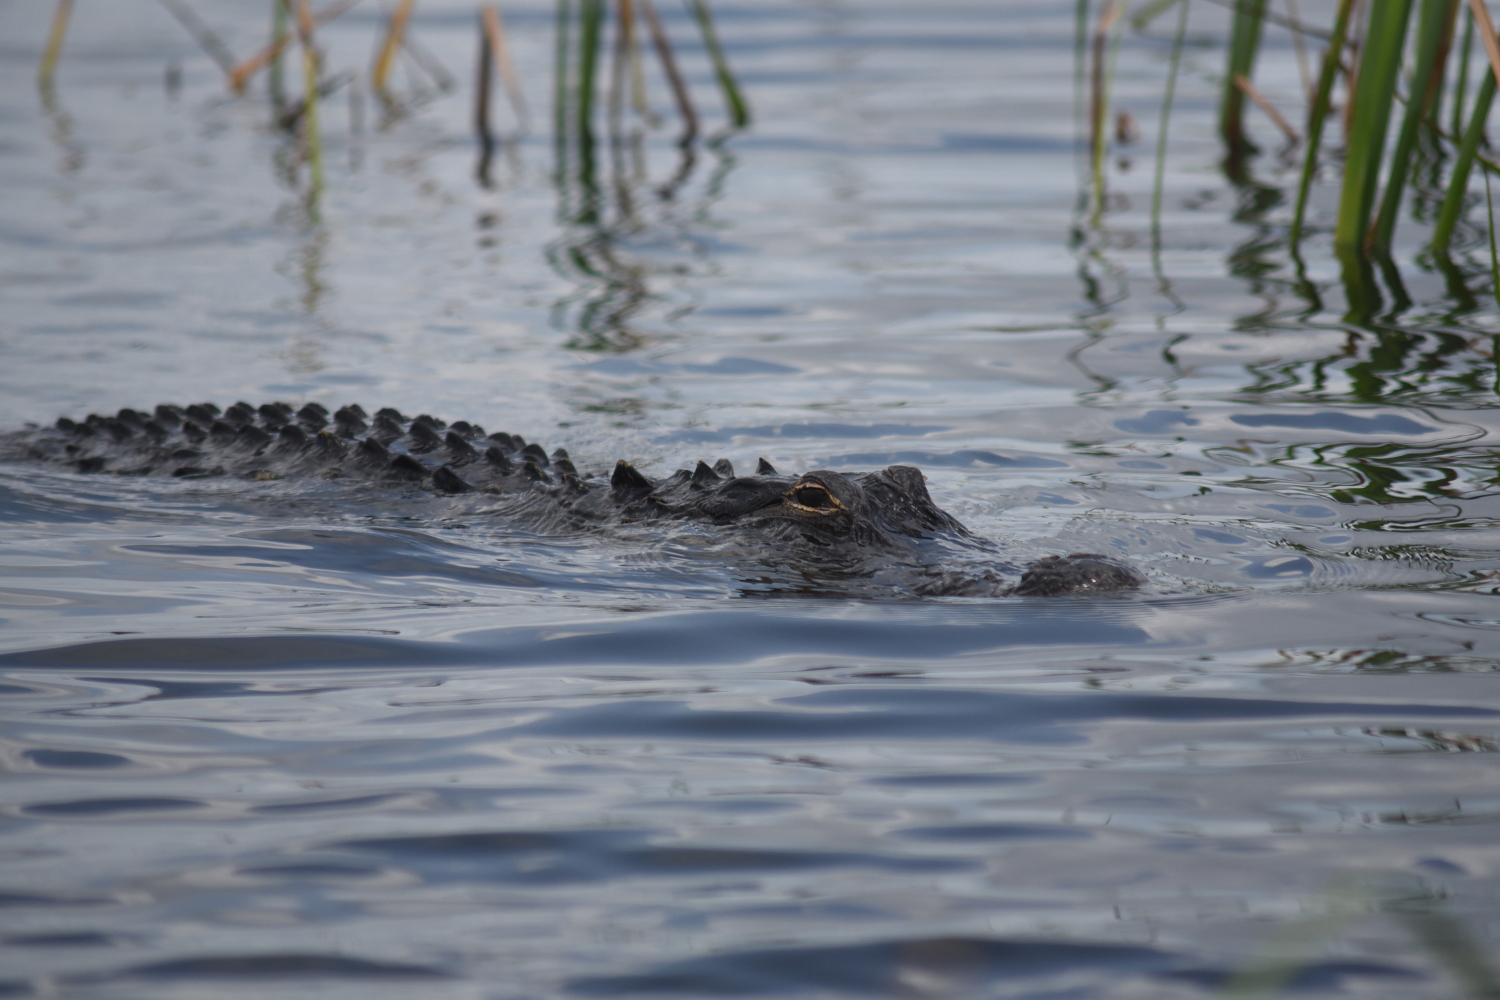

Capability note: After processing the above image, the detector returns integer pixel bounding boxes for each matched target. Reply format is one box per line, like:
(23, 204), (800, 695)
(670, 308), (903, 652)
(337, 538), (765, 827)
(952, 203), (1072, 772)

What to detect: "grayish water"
(2, 1), (1499, 996)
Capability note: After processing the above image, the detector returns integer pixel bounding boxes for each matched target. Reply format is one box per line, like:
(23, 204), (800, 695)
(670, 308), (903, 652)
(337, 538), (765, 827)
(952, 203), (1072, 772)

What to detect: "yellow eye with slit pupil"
(793, 487), (833, 508)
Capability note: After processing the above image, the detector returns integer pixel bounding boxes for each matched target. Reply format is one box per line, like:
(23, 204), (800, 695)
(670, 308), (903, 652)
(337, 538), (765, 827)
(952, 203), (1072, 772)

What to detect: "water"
(3, 0), (1500, 996)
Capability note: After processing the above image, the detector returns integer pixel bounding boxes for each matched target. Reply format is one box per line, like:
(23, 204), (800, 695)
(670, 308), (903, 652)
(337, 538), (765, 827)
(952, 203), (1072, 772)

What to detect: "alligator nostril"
(793, 486), (834, 509)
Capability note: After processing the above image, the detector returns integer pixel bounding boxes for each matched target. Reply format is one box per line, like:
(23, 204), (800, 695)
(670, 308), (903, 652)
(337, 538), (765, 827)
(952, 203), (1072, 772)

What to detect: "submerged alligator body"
(1, 401), (1143, 597)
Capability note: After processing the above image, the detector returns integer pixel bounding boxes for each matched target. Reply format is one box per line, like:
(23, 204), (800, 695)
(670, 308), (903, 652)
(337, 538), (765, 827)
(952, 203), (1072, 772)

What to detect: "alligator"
(0, 401), (1144, 597)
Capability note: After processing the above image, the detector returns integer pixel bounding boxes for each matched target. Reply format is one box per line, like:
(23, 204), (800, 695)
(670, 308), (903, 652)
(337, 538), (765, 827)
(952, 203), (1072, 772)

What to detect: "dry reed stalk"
(399, 31), (455, 92)
(638, 0), (698, 148)
(39, 0), (75, 89)
(373, 0), (417, 94)
(231, 0), (362, 94)
(1469, 0), (1500, 78)
(1283, 0), (1312, 97)
(480, 5), (528, 129)
(1234, 73), (1300, 144)
(609, 0), (632, 130)
(156, 0), (239, 78)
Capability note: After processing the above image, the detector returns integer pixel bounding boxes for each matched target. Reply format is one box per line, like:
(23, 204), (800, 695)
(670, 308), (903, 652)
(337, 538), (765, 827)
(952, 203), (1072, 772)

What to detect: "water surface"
(3, 1), (1499, 996)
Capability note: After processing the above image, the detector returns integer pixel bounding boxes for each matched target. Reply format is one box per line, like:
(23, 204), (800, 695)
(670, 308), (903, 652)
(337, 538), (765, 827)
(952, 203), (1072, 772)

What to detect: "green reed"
(549, 0), (748, 347)
(1219, 0), (1267, 180)
(1289, 0), (1356, 248)
(1371, 0), (1460, 254)
(1333, 0), (1414, 258)
(1100, 0), (1500, 317)
(687, 0), (748, 129)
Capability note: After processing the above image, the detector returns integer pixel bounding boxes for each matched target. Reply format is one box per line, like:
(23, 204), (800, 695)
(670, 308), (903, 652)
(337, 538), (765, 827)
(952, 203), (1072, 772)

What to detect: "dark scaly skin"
(0, 402), (1143, 597)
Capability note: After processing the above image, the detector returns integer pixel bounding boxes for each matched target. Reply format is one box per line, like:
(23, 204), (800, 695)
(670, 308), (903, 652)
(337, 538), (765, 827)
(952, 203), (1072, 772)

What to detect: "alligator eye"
(792, 486), (834, 509)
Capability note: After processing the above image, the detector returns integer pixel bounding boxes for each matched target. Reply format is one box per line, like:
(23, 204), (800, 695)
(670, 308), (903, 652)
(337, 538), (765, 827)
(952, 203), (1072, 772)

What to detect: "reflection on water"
(548, 0), (743, 350)
(3, 0), (1500, 996)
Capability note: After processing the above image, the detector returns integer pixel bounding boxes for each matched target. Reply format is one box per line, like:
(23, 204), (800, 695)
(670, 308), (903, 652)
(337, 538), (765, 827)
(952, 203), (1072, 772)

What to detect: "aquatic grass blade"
(1290, 0), (1357, 247)
(1332, 0), (1414, 257)
(686, 0), (749, 129)
(573, 0), (604, 203)
(1432, 0), (1500, 251)
(1451, 4), (1475, 138)
(1371, 0), (1460, 253)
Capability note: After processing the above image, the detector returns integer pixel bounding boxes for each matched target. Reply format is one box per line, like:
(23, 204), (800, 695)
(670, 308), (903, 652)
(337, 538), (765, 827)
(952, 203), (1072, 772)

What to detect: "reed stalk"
(1371, 0), (1460, 253)
(39, 0), (74, 90)
(372, 0), (416, 95)
(1151, 0), (1189, 270)
(475, 10), (497, 186)
(1285, 0), (1312, 95)
(1220, 0), (1269, 179)
(296, 0), (323, 218)
(230, 0), (362, 95)
(157, 0), (239, 79)
(639, 0), (699, 148)
(627, 1), (656, 124)
(1289, 0), (1357, 247)
(555, 0), (572, 177)
(1487, 171), (1500, 303)
(1332, 0), (1414, 258)
(400, 32), (455, 93)
(575, 0), (604, 184)
(1432, 0), (1500, 251)
(1451, 5), (1475, 138)
(1342, 0), (1367, 141)
(687, 0), (749, 129)
(608, 0), (637, 219)
(1234, 73), (1300, 144)
(482, 4), (528, 129)
(610, 0), (636, 132)
(269, 0), (290, 110)
(1089, 0), (1123, 217)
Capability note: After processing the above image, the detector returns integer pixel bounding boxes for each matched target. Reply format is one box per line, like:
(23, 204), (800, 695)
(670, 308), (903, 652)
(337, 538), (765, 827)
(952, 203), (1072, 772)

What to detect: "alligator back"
(1, 401), (1143, 597)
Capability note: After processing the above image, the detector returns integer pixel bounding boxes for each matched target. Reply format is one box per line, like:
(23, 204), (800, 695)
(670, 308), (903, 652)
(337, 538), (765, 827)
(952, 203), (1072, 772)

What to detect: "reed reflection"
(548, 0), (747, 351)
